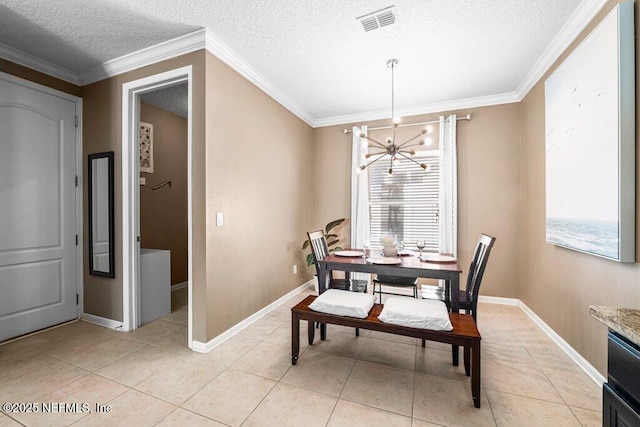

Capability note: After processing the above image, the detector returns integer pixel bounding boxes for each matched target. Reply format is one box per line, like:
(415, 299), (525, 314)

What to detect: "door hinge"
(76, 294), (79, 305)
(75, 175), (79, 187)
(75, 115), (78, 128)
(75, 235), (78, 246)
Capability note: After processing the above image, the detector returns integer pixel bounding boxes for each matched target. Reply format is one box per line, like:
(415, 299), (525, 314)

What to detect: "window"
(368, 152), (439, 252)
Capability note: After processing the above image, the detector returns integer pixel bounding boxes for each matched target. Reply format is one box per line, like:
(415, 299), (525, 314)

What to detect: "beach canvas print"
(545, 2), (634, 262)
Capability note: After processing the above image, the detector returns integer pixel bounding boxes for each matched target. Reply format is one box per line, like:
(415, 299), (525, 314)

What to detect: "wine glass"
(363, 239), (370, 256)
(416, 240), (425, 257)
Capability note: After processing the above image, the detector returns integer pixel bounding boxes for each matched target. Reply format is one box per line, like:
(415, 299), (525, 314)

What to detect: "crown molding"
(0, 25), (316, 125)
(398, 93), (520, 120)
(317, 0), (609, 128)
(78, 29), (207, 85)
(0, 40), (80, 85)
(204, 29), (315, 127)
(516, 0), (609, 100)
(313, 92), (520, 128)
(0, 0), (610, 127)
(77, 27), (316, 126)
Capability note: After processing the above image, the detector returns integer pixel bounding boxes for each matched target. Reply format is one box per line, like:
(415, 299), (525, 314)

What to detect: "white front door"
(0, 73), (80, 342)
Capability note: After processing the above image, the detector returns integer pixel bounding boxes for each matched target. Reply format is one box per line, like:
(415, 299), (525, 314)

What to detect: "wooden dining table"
(317, 249), (463, 310)
(316, 249), (464, 365)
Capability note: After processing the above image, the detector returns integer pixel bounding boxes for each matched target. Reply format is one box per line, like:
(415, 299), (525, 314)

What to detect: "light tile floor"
(0, 287), (602, 426)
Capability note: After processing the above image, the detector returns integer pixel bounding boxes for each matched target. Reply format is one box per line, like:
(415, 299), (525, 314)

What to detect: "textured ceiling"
(0, 0), (197, 71)
(140, 83), (188, 118)
(0, 0), (588, 124)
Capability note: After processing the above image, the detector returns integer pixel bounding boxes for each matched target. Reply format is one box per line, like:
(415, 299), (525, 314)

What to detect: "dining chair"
(307, 230), (368, 336)
(372, 274), (418, 303)
(307, 230), (368, 293)
(421, 233), (496, 359)
(421, 233), (496, 321)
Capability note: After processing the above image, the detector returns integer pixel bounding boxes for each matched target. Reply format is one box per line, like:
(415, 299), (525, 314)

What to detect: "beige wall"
(519, 0), (640, 374)
(58, 47), (313, 343)
(82, 51), (207, 339)
(203, 52), (315, 339)
(5, 0), (637, 368)
(313, 104), (521, 298)
(140, 102), (188, 285)
(0, 57), (82, 97)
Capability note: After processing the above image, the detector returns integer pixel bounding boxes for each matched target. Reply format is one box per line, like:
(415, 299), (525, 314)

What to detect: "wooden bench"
(291, 295), (482, 408)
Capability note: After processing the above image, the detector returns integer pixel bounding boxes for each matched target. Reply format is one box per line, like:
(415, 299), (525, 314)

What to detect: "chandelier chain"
(356, 58), (433, 176)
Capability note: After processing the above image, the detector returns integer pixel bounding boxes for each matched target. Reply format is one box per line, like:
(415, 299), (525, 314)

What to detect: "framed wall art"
(139, 121), (154, 173)
(544, 1), (634, 262)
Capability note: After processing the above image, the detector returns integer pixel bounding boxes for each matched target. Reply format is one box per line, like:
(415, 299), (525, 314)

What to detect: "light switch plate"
(139, 177), (146, 185)
(216, 212), (223, 226)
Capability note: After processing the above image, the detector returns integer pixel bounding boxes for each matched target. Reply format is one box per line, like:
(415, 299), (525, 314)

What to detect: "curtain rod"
(342, 114), (471, 134)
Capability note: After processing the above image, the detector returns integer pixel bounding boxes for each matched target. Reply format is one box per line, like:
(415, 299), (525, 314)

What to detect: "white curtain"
(438, 115), (457, 257)
(351, 125), (369, 249)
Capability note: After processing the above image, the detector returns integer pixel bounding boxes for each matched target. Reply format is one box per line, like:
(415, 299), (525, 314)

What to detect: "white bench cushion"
(378, 296), (453, 331)
(309, 289), (376, 319)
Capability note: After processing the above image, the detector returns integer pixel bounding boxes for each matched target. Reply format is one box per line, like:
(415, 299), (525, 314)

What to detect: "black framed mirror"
(88, 151), (115, 278)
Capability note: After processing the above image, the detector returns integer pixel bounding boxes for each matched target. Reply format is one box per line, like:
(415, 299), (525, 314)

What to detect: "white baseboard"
(518, 301), (605, 386)
(192, 279), (314, 353)
(478, 295), (519, 306)
(476, 295), (604, 386)
(81, 313), (124, 331)
(171, 281), (188, 292)
(191, 281), (604, 387)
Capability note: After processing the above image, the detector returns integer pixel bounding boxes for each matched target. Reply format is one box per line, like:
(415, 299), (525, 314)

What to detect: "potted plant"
(302, 218), (345, 267)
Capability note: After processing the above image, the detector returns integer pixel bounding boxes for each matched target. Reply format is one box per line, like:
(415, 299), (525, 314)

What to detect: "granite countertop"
(590, 305), (640, 348)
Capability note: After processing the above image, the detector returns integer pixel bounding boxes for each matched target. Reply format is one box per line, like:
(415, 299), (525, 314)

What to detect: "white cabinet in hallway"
(140, 249), (171, 325)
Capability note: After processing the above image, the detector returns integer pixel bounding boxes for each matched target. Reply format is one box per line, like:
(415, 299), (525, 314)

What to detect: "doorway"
(139, 83), (189, 325)
(121, 66), (193, 349)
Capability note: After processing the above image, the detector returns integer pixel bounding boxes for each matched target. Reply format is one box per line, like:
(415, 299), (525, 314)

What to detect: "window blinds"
(368, 154), (440, 252)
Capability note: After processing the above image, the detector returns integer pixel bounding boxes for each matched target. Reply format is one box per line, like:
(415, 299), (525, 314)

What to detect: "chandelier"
(356, 59), (433, 176)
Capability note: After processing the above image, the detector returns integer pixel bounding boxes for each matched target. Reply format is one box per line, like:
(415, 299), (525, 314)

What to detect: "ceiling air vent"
(357, 5), (397, 32)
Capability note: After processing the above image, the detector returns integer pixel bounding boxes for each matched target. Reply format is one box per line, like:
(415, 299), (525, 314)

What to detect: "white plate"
(420, 254), (457, 263)
(367, 257), (402, 265)
(334, 250), (365, 257)
(398, 249), (416, 256)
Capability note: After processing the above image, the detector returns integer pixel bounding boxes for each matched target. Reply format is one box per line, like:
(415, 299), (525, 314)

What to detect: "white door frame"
(0, 71), (84, 320)
(121, 66), (193, 349)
